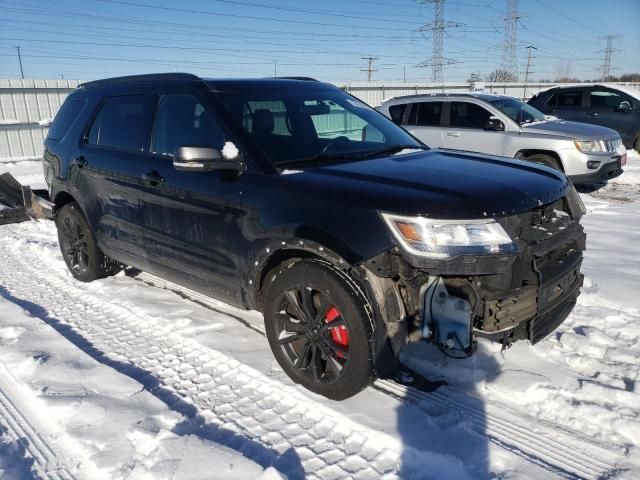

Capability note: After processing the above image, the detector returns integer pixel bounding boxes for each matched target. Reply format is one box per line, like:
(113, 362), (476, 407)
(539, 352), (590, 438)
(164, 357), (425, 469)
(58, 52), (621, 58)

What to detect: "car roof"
(534, 83), (640, 100)
(380, 92), (510, 106)
(79, 73), (335, 92)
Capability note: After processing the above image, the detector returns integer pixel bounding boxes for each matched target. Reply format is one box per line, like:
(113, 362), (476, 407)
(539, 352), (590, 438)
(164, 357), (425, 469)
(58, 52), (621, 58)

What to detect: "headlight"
(381, 213), (518, 258)
(574, 139), (605, 153)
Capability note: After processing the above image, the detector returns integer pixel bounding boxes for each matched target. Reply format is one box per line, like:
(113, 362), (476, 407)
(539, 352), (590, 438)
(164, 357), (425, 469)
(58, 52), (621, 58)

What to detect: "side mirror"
(616, 101), (632, 114)
(484, 116), (505, 131)
(173, 144), (243, 173)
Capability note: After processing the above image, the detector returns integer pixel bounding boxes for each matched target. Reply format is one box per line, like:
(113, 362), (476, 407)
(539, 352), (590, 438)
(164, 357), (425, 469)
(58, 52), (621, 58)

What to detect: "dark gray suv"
(528, 84), (640, 152)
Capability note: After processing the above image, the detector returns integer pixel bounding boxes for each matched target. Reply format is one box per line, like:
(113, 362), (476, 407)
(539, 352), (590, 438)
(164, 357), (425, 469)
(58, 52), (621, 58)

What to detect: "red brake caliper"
(324, 306), (349, 357)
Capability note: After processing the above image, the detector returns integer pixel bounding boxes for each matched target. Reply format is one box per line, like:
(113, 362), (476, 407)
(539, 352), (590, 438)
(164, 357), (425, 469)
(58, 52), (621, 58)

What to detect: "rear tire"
(634, 132), (640, 153)
(55, 203), (121, 282)
(526, 153), (562, 171)
(263, 260), (375, 400)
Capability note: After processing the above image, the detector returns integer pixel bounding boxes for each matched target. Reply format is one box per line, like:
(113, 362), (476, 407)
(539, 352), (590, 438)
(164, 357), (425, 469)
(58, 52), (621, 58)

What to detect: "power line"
(361, 56), (379, 82)
(416, 0), (463, 82)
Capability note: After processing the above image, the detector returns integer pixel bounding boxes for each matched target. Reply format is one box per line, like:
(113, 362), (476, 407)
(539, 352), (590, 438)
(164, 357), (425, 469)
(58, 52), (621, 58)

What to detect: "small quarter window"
(47, 98), (86, 140)
(87, 95), (154, 152)
(388, 104), (407, 125)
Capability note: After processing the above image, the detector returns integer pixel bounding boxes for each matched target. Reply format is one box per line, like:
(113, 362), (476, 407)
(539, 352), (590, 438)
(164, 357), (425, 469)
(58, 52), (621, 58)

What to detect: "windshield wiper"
(360, 144), (428, 159)
(276, 144), (428, 169)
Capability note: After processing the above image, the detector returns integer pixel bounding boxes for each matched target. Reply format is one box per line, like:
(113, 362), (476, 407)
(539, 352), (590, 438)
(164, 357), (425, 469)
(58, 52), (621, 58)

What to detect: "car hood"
(521, 119), (619, 140)
(281, 149), (570, 219)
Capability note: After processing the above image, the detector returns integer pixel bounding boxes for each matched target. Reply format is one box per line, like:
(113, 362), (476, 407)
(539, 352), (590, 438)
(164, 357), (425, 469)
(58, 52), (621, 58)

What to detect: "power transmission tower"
(416, 0), (463, 83)
(598, 35), (622, 81)
(361, 56), (379, 82)
(15, 46), (24, 79)
(522, 45), (537, 100)
(500, 0), (520, 80)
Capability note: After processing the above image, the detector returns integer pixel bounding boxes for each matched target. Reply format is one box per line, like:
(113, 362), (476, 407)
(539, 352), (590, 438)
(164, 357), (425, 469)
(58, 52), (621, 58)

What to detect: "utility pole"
(501, 0), (520, 81)
(522, 45), (537, 100)
(416, 0), (462, 83)
(361, 56), (378, 82)
(403, 66), (406, 82)
(598, 35), (622, 81)
(273, 60), (277, 77)
(16, 46), (24, 79)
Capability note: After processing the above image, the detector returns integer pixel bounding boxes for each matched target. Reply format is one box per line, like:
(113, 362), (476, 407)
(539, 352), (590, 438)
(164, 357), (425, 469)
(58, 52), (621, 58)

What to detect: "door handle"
(141, 170), (165, 185)
(587, 112), (599, 117)
(447, 132), (461, 137)
(70, 156), (88, 168)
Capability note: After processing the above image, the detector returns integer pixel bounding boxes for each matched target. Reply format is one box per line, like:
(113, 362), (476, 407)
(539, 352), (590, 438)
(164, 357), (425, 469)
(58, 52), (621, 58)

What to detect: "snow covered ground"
(0, 151), (638, 479)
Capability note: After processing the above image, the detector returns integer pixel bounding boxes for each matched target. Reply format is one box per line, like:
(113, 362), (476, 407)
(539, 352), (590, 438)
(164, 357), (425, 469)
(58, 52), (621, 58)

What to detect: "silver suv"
(378, 93), (627, 185)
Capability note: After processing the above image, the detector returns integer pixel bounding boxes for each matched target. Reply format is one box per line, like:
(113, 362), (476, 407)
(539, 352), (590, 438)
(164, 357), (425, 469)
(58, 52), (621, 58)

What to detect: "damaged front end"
(360, 187), (586, 359)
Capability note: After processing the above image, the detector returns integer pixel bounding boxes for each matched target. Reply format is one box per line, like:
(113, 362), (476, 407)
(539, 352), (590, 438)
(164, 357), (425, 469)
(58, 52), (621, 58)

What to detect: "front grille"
(604, 137), (622, 153)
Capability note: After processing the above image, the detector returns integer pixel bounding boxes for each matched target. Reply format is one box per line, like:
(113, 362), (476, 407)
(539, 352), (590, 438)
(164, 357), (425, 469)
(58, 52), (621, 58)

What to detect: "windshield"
(216, 89), (423, 167)
(488, 97), (546, 125)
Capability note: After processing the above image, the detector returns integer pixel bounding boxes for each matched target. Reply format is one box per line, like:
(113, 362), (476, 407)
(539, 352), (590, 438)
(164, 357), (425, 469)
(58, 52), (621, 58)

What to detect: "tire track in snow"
(136, 271), (626, 479)
(0, 364), (76, 480)
(0, 227), (469, 480)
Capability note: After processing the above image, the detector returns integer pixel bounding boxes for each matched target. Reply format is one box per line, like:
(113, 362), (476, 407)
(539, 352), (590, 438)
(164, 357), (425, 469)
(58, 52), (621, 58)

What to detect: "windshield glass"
(216, 89), (423, 167)
(488, 97), (546, 125)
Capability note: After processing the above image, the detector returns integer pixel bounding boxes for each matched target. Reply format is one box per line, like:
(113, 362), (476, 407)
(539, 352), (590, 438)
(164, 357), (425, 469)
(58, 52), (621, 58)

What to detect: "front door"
(441, 101), (506, 155)
(137, 91), (247, 306)
(586, 88), (637, 143)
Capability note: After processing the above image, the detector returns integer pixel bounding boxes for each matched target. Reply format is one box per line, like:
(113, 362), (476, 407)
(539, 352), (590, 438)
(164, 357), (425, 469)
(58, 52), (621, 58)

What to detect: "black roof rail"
(79, 73), (201, 89)
(277, 76), (319, 82)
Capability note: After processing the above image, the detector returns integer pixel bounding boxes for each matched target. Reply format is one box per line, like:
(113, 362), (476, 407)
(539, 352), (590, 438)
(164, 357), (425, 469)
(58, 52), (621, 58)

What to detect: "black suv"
(528, 84), (640, 152)
(44, 73), (586, 400)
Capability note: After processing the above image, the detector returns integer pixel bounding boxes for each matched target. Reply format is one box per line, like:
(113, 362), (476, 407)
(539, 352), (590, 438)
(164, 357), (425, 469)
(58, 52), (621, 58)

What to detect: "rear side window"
(151, 94), (225, 156)
(388, 104), (407, 125)
(555, 91), (583, 107)
(450, 102), (492, 129)
(48, 98), (86, 140)
(87, 95), (154, 151)
(416, 102), (443, 127)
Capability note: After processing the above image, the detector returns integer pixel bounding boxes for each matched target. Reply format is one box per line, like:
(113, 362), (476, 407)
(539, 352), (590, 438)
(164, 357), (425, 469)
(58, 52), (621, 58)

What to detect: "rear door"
(75, 93), (156, 266)
(585, 87), (636, 142)
(402, 101), (444, 147)
(546, 89), (586, 122)
(441, 100), (506, 155)
(136, 87), (247, 306)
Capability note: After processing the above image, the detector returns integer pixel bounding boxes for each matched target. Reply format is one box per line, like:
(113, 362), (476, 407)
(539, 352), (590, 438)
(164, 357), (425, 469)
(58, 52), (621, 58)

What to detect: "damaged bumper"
(0, 173), (54, 225)
(362, 191), (586, 358)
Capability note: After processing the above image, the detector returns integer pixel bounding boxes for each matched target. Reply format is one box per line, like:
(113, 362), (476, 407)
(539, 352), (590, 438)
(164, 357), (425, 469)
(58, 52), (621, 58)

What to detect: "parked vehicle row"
(44, 73), (586, 400)
(378, 92), (627, 186)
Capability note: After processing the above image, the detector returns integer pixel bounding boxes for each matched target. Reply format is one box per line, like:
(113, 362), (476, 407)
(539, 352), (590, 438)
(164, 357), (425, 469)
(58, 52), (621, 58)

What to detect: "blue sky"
(1, 0), (639, 82)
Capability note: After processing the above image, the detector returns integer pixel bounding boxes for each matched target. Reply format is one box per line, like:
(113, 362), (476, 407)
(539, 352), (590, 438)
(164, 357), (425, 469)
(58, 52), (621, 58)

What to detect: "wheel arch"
(52, 190), (77, 213)
(514, 149), (565, 171)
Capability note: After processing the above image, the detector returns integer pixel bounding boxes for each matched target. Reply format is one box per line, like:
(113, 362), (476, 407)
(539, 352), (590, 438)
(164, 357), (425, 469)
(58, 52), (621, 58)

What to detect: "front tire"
(526, 153), (562, 171)
(55, 203), (120, 282)
(263, 260), (375, 400)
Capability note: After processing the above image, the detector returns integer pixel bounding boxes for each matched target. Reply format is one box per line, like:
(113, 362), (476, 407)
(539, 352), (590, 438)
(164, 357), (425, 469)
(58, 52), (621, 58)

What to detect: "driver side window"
(151, 94), (225, 156)
(450, 102), (492, 129)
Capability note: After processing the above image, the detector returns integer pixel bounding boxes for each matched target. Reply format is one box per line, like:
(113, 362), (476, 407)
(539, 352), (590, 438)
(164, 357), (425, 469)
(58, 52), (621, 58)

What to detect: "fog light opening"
(587, 160), (601, 170)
